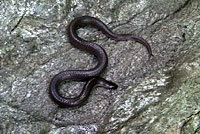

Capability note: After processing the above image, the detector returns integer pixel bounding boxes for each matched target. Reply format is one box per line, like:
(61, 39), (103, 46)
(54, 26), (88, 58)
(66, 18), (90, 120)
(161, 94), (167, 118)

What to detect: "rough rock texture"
(0, 0), (199, 133)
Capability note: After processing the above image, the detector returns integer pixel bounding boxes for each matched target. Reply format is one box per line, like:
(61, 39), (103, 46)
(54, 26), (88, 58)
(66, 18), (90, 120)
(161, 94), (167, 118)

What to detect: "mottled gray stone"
(0, 0), (199, 133)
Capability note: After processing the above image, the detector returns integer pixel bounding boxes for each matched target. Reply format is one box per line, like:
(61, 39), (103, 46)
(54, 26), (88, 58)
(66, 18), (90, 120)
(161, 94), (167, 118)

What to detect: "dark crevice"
(150, 0), (191, 27)
(180, 110), (200, 133)
(173, 0), (191, 15)
(10, 11), (26, 33)
(10, 0), (27, 33)
(150, 15), (169, 26)
(111, 0), (190, 31)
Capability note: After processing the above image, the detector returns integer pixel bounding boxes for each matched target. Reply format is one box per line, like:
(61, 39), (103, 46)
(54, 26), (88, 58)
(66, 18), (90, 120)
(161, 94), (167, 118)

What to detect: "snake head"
(92, 77), (118, 89)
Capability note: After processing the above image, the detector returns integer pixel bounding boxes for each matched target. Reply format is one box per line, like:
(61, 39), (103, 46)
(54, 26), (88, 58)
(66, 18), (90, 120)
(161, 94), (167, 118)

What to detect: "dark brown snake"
(49, 16), (153, 107)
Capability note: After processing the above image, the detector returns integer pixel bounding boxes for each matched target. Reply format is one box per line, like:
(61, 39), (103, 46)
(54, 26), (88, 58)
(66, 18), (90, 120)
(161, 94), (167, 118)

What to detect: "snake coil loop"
(49, 16), (153, 107)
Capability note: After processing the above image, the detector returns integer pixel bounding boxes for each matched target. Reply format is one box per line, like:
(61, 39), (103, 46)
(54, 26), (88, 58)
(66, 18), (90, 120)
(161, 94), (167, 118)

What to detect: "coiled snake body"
(49, 16), (153, 107)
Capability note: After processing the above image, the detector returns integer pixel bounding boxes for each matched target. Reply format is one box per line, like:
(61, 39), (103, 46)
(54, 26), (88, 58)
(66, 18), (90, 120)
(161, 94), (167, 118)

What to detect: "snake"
(49, 16), (153, 107)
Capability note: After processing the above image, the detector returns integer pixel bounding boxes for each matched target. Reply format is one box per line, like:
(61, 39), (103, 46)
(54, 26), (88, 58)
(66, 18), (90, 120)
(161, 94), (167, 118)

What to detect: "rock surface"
(0, 0), (199, 133)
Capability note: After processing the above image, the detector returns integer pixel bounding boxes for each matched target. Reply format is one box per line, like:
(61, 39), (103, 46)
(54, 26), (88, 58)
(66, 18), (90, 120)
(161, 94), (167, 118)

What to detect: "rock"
(0, 0), (199, 133)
